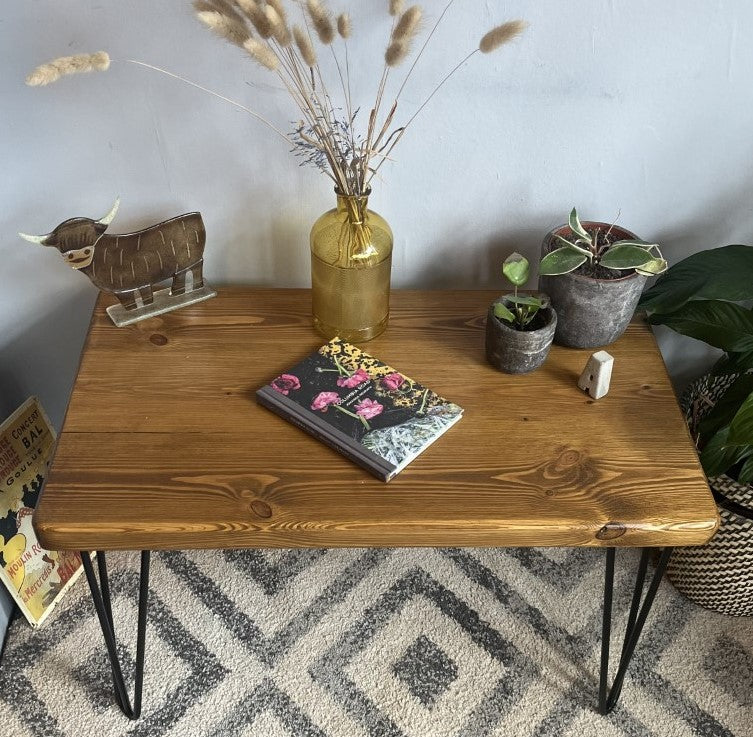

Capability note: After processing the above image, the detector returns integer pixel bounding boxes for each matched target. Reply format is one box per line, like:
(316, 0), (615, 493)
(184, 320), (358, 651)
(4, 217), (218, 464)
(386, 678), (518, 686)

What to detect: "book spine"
(256, 388), (395, 482)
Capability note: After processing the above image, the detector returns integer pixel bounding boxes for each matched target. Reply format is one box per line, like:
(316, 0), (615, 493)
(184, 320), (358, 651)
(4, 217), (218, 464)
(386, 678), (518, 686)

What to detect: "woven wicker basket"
(666, 374), (753, 616)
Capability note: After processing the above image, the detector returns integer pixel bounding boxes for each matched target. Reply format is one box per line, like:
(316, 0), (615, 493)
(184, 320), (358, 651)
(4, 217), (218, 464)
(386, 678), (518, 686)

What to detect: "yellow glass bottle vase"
(310, 190), (393, 342)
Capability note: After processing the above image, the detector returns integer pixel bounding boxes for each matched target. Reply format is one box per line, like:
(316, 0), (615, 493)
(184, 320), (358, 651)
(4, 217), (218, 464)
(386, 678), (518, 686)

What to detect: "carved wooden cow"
(20, 199), (206, 310)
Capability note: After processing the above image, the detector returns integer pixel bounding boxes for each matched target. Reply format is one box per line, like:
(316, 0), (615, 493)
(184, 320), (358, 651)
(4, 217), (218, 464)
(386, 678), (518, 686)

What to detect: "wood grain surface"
(34, 288), (718, 551)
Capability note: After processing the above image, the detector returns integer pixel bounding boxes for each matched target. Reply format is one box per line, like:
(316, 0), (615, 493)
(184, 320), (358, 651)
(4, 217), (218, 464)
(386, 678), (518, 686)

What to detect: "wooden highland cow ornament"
(19, 198), (216, 326)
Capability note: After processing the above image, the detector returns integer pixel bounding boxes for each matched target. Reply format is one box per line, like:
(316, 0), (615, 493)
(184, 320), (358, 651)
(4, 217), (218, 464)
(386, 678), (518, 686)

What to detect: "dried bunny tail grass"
(337, 13), (351, 39)
(194, 0), (245, 24)
(306, 0), (335, 45)
(267, 0), (288, 25)
(243, 38), (279, 70)
(265, 4), (291, 45)
(479, 19), (528, 53)
(389, 0), (404, 16)
(392, 6), (422, 41)
(236, 0), (274, 38)
(26, 51), (110, 86)
(385, 6), (422, 66)
(196, 10), (249, 47)
(293, 25), (317, 66)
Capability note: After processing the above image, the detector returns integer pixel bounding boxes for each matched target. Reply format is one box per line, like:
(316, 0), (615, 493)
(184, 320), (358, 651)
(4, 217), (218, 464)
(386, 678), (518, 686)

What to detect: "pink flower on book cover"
(336, 368), (370, 388)
(270, 374), (300, 395)
(381, 372), (405, 391)
(311, 391), (340, 412)
(355, 398), (383, 419)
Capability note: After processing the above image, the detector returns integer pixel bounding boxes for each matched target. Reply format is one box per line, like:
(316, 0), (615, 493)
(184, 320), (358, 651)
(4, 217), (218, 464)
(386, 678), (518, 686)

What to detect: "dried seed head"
(196, 10), (249, 47)
(194, 0), (245, 25)
(389, 0), (404, 16)
(385, 41), (408, 67)
(337, 13), (351, 39)
(293, 25), (317, 66)
(266, 0), (288, 25)
(265, 4), (291, 45)
(479, 20), (528, 53)
(306, 0), (335, 45)
(391, 6), (422, 43)
(243, 38), (279, 70)
(26, 51), (110, 87)
(236, 0), (274, 38)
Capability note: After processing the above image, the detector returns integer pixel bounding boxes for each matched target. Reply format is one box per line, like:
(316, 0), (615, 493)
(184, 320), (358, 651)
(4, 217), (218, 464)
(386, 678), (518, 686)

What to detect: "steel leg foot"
(598, 547), (671, 714)
(80, 550), (150, 719)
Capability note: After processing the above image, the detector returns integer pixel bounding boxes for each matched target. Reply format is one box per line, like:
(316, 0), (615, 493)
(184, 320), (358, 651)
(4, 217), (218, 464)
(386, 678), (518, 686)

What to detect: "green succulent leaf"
(599, 245), (655, 270)
(728, 390), (753, 446)
(552, 233), (592, 256)
(699, 375), (753, 440)
(502, 252), (530, 287)
(539, 247), (588, 276)
(646, 300), (753, 353)
(568, 208), (591, 243)
(699, 426), (750, 477)
(635, 258), (668, 276)
(638, 245), (753, 315)
(610, 239), (660, 249)
(493, 302), (515, 323)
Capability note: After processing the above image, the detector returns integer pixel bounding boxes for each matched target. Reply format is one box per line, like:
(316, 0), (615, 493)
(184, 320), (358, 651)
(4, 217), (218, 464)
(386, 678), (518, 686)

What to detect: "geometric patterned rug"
(0, 548), (750, 737)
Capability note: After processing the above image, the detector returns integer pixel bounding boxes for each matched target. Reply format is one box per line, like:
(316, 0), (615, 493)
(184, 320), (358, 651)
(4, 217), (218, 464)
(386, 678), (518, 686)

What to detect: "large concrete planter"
(485, 299), (557, 374)
(539, 222), (647, 348)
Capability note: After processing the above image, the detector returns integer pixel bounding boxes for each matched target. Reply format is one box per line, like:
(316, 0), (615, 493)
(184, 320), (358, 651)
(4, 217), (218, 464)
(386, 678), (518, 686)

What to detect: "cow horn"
(18, 232), (49, 244)
(96, 197), (120, 226)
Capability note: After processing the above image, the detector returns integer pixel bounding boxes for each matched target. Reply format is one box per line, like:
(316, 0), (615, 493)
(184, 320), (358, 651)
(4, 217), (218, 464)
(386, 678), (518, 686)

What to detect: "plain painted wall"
(1, 1), (750, 635)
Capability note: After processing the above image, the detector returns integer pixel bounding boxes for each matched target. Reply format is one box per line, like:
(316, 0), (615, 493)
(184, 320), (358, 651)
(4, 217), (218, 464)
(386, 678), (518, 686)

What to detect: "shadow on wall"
(0, 288), (96, 429)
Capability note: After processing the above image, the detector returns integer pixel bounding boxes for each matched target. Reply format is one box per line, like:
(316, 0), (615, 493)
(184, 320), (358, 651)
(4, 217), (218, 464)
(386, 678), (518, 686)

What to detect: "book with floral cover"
(256, 338), (463, 481)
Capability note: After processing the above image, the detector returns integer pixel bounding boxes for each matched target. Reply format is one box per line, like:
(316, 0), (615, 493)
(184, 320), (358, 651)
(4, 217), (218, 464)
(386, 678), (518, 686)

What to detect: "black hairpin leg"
(598, 547), (672, 714)
(80, 550), (150, 719)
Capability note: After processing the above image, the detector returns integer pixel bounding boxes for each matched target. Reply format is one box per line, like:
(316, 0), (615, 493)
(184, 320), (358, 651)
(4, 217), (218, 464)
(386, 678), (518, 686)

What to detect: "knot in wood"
(596, 522), (627, 540)
(149, 334), (168, 346)
(250, 500), (272, 519)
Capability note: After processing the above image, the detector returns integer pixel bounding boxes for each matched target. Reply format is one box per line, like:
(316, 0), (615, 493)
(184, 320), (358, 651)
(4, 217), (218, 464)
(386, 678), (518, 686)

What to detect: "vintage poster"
(0, 397), (85, 627)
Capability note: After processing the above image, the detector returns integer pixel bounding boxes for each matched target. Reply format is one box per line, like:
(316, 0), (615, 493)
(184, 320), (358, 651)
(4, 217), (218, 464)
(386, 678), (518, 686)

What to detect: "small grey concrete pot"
(485, 299), (557, 374)
(539, 222), (647, 349)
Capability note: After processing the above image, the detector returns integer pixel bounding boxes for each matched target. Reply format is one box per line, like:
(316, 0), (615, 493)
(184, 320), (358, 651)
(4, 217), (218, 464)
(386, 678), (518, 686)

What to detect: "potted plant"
(639, 244), (753, 615)
(538, 208), (667, 348)
(485, 252), (557, 374)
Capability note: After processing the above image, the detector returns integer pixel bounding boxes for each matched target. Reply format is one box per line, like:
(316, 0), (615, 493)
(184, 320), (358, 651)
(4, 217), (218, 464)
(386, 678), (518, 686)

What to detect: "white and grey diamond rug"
(0, 547), (751, 737)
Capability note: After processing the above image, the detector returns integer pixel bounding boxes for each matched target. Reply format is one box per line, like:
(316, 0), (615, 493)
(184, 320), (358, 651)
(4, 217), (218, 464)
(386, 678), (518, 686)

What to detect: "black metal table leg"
(80, 550), (150, 719)
(598, 547), (672, 714)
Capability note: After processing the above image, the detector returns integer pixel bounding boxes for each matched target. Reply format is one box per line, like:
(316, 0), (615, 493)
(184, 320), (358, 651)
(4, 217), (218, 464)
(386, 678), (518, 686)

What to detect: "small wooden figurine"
(20, 198), (216, 326)
(578, 350), (614, 399)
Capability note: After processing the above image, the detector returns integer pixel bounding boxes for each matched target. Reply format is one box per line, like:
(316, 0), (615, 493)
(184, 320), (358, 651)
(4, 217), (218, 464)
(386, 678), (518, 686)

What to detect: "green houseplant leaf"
(599, 245), (655, 270)
(635, 257), (668, 276)
(728, 391), (753, 446)
(539, 247), (588, 276)
(639, 245), (753, 315)
(493, 301), (515, 323)
(699, 426), (751, 476)
(699, 375), (753, 440)
(568, 207), (592, 243)
(502, 252), (530, 287)
(646, 300), (753, 353)
(738, 455), (753, 484)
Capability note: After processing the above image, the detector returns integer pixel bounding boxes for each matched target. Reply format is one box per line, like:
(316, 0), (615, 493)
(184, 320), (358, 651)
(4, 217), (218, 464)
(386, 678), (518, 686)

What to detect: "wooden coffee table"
(34, 288), (717, 720)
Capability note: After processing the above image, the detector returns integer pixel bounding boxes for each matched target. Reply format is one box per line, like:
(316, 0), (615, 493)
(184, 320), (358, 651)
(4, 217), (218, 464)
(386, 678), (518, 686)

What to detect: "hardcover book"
(0, 397), (87, 627)
(257, 338), (463, 481)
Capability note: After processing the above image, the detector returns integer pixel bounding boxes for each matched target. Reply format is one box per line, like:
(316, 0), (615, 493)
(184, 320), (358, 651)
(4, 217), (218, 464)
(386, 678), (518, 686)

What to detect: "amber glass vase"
(310, 189), (393, 342)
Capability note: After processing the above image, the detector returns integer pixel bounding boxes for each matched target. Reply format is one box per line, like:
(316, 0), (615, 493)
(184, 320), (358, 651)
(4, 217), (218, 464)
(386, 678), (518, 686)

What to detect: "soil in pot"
(539, 222), (647, 349)
(485, 300), (557, 374)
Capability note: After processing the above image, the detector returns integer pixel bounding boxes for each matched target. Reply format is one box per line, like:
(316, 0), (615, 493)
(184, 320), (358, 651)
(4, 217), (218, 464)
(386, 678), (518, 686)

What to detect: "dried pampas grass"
(26, 52), (110, 87)
(236, 0), (274, 38)
(385, 6), (422, 66)
(265, 5), (291, 46)
(389, 0), (404, 17)
(306, 0), (335, 45)
(479, 20), (528, 53)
